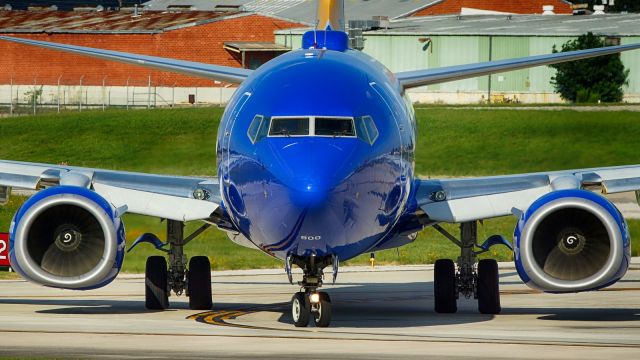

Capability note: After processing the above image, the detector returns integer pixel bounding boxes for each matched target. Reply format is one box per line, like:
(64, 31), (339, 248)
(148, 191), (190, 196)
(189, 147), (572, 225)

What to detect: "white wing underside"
(417, 165), (640, 223)
(0, 160), (220, 222)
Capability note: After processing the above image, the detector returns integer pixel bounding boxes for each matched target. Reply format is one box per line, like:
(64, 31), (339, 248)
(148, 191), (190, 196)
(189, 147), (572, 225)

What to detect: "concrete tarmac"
(0, 260), (639, 359)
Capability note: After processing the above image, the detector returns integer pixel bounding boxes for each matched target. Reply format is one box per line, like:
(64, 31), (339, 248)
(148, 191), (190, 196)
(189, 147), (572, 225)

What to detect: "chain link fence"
(0, 75), (237, 117)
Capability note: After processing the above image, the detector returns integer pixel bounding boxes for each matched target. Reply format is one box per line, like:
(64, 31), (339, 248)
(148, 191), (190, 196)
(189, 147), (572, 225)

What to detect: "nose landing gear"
(289, 255), (335, 327)
(291, 291), (332, 327)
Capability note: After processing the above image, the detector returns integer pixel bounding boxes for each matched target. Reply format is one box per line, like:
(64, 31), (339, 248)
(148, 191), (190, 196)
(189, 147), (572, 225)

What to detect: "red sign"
(0, 233), (9, 267)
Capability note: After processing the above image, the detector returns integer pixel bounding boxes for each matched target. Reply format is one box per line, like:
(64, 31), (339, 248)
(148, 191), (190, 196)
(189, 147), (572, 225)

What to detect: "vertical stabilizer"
(316, 0), (345, 32)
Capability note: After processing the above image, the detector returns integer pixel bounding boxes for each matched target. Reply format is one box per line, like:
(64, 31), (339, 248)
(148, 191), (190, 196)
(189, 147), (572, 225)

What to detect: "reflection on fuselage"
(217, 48), (416, 261)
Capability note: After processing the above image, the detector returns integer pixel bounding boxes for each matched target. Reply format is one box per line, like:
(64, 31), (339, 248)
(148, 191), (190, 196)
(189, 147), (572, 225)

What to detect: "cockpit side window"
(355, 116), (379, 145)
(364, 116), (379, 144)
(269, 117), (310, 136)
(247, 115), (264, 144)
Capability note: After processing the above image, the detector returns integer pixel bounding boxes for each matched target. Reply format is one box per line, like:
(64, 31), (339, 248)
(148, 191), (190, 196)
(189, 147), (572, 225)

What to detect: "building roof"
(223, 41), (290, 52)
(409, 0), (574, 16)
(142, 0), (446, 22)
(275, 13), (640, 37)
(273, 0), (443, 23)
(0, 9), (241, 33)
(377, 14), (640, 37)
(0, 1), (144, 11)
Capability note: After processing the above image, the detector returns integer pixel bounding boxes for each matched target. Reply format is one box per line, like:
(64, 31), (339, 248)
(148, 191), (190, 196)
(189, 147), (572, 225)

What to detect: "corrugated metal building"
(276, 14), (640, 103)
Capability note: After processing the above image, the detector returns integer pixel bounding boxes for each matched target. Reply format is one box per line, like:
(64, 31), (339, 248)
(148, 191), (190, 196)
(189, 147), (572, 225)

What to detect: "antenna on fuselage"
(313, 0), (319, 49)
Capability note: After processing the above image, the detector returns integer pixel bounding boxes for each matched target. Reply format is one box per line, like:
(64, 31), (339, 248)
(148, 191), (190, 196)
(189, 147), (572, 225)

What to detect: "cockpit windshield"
(248, 115), (377, 144)
(315, 117), (356, 137)
(269, 118), (310, 136)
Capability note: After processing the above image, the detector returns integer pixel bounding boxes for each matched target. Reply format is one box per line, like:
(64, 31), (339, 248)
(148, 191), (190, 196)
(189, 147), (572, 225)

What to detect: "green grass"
(416, 108), (640, 176)
(0, 108), (222, 176)
(0, 107), (639, 272)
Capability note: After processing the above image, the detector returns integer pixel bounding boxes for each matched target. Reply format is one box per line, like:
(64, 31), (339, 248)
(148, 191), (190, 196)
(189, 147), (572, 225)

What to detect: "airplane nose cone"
(267, 139), (357, 206)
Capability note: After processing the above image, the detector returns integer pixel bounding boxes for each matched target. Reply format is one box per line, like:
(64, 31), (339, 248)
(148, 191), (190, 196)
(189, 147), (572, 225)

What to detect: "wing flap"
(603, 178), (640, 194)
(415, 165), (640, 223)
(0, 160), (221, 221)
(93, 183), (217, 222)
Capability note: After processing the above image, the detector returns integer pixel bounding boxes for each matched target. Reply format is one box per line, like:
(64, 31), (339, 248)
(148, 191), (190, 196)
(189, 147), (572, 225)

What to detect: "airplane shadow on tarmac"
(0, 279), (637, 325)
(0, 298), (171, 315)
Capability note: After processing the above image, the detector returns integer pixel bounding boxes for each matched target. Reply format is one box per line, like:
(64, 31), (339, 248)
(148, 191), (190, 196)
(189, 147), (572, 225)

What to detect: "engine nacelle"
(9, 186), (125, 289)
(514, 189), (630, 293)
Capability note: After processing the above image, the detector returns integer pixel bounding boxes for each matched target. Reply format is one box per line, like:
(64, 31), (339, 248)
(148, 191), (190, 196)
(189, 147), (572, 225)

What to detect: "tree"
(550, 32), (629, 103)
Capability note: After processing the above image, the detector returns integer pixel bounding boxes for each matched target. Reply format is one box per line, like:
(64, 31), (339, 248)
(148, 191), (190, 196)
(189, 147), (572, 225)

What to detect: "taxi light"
(310, 293), (320, 303)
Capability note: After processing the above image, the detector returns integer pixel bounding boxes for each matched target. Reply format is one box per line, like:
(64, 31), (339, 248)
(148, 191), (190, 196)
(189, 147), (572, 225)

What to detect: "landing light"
(193, 188), (209, 200)
(309, 293), (320, 303)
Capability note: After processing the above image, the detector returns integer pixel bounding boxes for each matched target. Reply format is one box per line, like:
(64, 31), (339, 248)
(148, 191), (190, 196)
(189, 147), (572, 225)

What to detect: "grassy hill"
(0, 107), (639, 272)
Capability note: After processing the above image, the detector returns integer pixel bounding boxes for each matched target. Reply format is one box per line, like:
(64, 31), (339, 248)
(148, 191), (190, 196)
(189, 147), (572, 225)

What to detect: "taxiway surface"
(0, 260), (638, 359)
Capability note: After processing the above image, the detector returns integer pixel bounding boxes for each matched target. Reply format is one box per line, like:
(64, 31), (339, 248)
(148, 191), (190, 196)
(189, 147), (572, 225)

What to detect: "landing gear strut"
(140, 220), (213, 310)
(289, 255), (335, 327)
(433, 221), (502, 314)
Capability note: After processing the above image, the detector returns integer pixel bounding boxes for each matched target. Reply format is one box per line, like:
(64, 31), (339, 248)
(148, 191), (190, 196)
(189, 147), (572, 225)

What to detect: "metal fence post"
(126, 77), (130, 110)
(57, 75), (62, 113)
(147, 75), (151, 110)
(102, 75), (107, 111)
(172, 82), (176, 107)
(9, 78), (13, 116)
(79, 75), (84, 112)
(32, 77), (37, 115)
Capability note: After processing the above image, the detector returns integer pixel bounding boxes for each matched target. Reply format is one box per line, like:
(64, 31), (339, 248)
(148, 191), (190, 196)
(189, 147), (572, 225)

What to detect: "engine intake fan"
(515, 189), (630, 292)
(10, 186), (125, 289)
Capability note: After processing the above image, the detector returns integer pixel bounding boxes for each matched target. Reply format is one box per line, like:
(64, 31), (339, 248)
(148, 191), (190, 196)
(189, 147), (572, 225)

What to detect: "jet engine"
(514, 189), (630, 292)
(9, 186), (125, 289)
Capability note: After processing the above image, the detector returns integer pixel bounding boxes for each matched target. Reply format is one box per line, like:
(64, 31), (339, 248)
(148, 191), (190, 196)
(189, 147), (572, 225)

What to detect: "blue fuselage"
(217, 47), (416, 261)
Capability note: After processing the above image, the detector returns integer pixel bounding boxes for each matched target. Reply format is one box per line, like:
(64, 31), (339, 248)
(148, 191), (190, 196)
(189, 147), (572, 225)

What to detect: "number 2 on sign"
(0, 239), (7, 260)
(0, 239), (6, 260)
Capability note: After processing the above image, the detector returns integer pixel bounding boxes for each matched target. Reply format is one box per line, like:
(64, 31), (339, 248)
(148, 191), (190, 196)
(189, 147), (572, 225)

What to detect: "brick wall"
(0, 14), (304, 87)
(412, 0), (573, 16)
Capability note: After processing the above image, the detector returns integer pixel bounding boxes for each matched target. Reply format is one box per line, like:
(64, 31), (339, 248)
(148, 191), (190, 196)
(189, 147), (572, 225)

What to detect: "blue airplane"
(1, 0), (640, 328)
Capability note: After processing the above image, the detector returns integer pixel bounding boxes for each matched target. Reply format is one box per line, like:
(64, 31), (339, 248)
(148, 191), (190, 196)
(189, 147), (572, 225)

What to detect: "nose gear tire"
(313, 292), (332, 327)
(292, 292), (311, 327)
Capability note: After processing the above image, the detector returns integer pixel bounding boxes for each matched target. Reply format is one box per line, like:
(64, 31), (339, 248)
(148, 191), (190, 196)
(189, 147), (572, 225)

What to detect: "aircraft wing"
(414, 165), (640, 223)
(396, 42), (640, 90)
(0, 36), (252, 84)
(0, 160), (221, 222)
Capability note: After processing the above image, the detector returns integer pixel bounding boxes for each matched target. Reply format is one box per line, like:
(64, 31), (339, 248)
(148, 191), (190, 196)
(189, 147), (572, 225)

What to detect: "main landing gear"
(432, 221), (508, 315)
(288, 255), (336, 327)
(130, 220), (213, 311)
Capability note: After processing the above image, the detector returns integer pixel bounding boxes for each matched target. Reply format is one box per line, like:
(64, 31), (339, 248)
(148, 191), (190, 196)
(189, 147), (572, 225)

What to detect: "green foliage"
(23, 86), (43, 105)
(550, 32), (629, 103)
(2, 107), (640, 178)
(1, 107), (640, 271)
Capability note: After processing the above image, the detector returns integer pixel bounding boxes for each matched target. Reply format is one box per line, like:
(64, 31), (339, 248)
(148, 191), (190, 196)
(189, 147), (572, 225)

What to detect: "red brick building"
(0, 10), (304, 87)
(411, 0), (574, 16)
